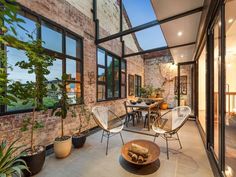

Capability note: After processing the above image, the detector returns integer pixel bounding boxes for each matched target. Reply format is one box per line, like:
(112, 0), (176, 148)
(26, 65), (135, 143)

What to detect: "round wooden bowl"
(121, 139), (160, 166)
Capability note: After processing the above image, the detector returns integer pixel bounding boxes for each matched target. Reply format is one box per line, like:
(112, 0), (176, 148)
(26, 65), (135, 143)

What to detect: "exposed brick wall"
(144, 58), (192, 107)
(0, 0), (144, 148)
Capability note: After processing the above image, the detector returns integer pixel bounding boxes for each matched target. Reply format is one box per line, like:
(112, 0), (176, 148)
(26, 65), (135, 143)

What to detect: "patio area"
(36, 121), (213, 177)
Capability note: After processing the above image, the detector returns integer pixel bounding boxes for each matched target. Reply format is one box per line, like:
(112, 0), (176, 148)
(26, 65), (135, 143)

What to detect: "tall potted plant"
(9, 35), (55, 175)
(72, 102), (92, 149)
(51, 74), (76, 158)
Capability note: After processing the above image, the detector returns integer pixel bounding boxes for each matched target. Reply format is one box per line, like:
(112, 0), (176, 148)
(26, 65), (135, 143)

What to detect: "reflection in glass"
(66, 83), (81, 104)
(5, 13), (37, 42)
(225, 1), (236, 176)
(41, 21), (62, 53)
(6, 47), (34, 111)
(107, 55), (113, 98)
(44, 59), (62, 108)
(66, 35), (81, 58)
(114, 58), (120, 97)
(98, 85), (105, 101)
(98, 67), (105, 82)
(213, 18), (220, 158)
(198, 46), (206, 132)
(66, 59), (81, 81)
(97, 49), (105, 66)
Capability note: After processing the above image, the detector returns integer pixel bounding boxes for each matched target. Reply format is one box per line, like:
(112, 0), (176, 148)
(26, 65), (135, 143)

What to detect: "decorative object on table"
(137, 98), (142, 103)
(145, 99), (152, 105)
(152, 106), (191, 159)
(128, 74), (135, 96)
(160, 102), (168, 110)
(130, 100), (137, 105)
(0, 139), (29, 177)
(121, 139), (160, 166)
(92, 106), (124, 155)
(174, 75), (187, 95)
(88, 71), (95, 85)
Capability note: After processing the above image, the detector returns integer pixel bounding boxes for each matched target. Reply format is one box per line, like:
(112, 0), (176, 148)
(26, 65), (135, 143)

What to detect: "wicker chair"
(92, 106), (124, 155)
(152, 106), (191, 159)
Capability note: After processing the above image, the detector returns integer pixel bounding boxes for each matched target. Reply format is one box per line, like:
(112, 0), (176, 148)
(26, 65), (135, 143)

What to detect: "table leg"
(148, 108), (150, 131)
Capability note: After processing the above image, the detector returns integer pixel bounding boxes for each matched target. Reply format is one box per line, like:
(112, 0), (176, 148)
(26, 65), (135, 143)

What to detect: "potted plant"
(0, 139), (29, 177)
(72, 102), (92, 149)
(51, 74), (76, 158)
(9, 34), (55, 175)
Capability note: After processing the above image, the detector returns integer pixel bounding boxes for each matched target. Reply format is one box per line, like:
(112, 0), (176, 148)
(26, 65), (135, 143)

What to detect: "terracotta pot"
(54, 136), (72, 158)
(161, 102), (168, 110)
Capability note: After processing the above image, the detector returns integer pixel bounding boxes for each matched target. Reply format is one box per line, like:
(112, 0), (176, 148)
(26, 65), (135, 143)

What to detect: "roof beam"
(124, 42), (196, 58)
(96, 6), (203, 44)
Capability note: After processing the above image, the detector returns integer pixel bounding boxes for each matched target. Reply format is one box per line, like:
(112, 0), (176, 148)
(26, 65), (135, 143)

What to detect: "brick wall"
(0, 0), (144, 148)
(144, 58), (192, 107)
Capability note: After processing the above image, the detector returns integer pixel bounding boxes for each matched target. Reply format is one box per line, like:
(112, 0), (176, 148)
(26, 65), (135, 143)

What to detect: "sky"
(123, 0), (167, 50)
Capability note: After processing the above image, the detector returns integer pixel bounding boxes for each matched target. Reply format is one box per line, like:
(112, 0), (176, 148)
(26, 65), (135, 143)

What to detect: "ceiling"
(151, 0), (204, 63)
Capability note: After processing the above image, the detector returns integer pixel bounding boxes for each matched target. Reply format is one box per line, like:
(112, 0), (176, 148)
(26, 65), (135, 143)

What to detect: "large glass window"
(2, 11), (83, 114)
(198, 46), (206, 132)
(225, 1), (236, 176)
(97, 48), (126, 101)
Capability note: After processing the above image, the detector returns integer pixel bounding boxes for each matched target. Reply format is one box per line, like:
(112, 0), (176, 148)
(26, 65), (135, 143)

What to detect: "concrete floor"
(35, 121), (214, 177)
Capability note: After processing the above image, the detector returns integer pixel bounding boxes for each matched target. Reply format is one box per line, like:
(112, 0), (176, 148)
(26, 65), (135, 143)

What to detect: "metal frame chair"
(152, 106), (191, 159)
(124, 101), (138, 127)
(92, 106), (124, 155)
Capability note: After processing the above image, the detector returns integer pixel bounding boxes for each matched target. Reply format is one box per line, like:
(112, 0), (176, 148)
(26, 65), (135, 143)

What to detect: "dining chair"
(92, 106), (124, 155)
(152, 106), (191, 159)
(124, 101), (138, 127)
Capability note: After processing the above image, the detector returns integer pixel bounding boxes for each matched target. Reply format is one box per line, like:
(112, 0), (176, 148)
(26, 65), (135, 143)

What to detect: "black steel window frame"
(121, 59), (127, 98)
(135, 74), (142, 97)
(0, 6), (84, 116)
(96, 47), (126, 102)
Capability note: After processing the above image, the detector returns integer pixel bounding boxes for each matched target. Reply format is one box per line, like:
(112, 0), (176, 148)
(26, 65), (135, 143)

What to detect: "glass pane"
(97, 49), (105, 66)
(66, 82), (81, 104)
(121, 73), (126, 84)
(66, 34), (82, 58)
(98, 67), (105, 82)
(44, 59), (62, 107)
(66, 59), (81, 81)
(5, 13), (37, 42)
(213, 18), (220, 159)
(107, 55), (113, 98)
(121, 85), (126, 98)
(121, 60), (126, 72)
(6, 47), (34, 111)
(225, 1), (236, 175)
(41, 21), (62, 53)
(198, 46), (206, 132)
(114, 58), (120, 97)
(98, 84), (105, 101)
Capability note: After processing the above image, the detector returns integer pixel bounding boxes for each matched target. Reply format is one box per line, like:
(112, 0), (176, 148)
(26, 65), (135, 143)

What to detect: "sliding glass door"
(225, 0), (236, 176)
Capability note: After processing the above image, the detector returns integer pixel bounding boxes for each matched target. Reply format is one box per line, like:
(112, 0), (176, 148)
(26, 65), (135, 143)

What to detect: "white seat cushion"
(152, 124), (166, 134)
(109, 124), (124, 133)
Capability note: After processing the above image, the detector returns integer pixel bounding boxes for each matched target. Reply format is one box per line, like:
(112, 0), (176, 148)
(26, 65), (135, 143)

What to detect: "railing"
(214, 92), (236, 115)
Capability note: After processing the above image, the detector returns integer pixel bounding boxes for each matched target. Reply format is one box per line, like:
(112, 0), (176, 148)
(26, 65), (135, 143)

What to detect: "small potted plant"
(72, 102), (92, 148)
(0, 139), (29, 177)
(51, 74), (76, 158)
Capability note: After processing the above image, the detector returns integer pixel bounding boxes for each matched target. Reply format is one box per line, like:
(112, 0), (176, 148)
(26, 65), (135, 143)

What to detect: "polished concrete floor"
(35, 121), (214, 177)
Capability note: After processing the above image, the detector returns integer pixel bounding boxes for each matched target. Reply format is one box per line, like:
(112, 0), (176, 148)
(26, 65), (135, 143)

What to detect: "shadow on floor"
(119, 156), (160, 175)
